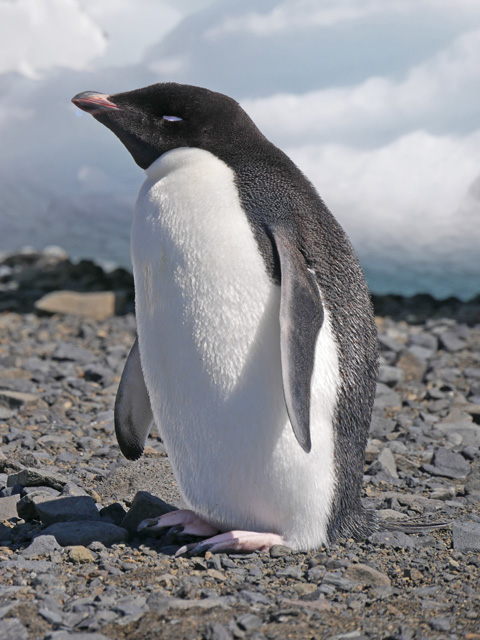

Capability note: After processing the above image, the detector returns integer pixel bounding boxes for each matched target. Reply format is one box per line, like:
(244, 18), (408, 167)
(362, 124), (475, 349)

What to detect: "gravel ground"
(0, 248), (480, 640)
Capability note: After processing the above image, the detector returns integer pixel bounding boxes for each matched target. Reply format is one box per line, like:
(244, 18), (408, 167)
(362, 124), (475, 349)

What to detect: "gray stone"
(275, 565), (304, 579)
(369, 530), (415, 549)
(35, 496), (100, 525)
(378, 335), (404, 352)
(369, 448), (398, 478)
(0, 618), (28, 640)
(322, 572), (354, 591)
(237, 613), (263, 631)
(39, 608), (63, 625)
(378, 365), (404, 386)
(344, 563), (391, 587)
(0, 390), (44, 409)
(7, 467), (66, 491)
(452, 520), (480, 551)
(39, 520), (129, 547)
(436, 422), (480, 448)
(205, 622), (233, 640)
(373, 383), (402, 410)
(36, 290), (115, 321)
(0, 494), (20, 521)
(429, 617), (451, 632)
(369, 416), (396, 439)
(21, 534), (61, 558)
(396, 349), (428, 382)
(121, 490), (176, 535)
(422, 447), (471, 479)
(438, 331), (466, 352)
(51, 342), (95, 363)
(61, 482), (89, 497)
(465, 463), (480, 494)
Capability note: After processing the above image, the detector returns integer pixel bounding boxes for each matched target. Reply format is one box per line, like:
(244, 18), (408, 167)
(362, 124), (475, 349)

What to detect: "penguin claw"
(137, 509), (219, 537)
(175, 530), (288, 556)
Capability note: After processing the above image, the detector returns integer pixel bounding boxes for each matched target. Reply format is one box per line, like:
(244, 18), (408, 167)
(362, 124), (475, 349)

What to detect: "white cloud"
(0, 0), (107, 78)
(241, 28), (480, 145)
(206, 0), (480, 38)
(287, 129), (480, 297)
(80, 0), (182, 68)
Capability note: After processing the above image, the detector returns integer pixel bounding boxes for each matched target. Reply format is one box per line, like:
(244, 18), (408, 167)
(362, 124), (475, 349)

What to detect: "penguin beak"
(71, 91), (123, 115)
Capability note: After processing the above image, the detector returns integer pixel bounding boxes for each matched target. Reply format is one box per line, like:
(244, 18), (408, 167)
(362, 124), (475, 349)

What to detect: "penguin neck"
(144, 147), (208, 184)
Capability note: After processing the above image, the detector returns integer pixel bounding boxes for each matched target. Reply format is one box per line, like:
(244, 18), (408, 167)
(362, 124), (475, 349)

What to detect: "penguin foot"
(137, 509), (219, 537)
(175, 530), (287, 556)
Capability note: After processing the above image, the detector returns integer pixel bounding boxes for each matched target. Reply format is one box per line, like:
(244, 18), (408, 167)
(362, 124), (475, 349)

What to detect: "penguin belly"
(131, 147), (338, 550)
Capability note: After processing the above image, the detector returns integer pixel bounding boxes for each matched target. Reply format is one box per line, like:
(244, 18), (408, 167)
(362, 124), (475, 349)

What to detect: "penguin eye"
(162, 115), (183, 122)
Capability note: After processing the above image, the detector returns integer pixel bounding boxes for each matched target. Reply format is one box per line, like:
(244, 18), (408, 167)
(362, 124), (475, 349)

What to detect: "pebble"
(452, 521), (480, 551)
(1, 247), (480, 640)
(66, 545), (95, 563)
(344, 563), (391, 587)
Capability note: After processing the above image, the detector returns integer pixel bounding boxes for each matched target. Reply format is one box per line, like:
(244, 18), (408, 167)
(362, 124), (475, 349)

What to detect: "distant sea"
(1, 201), (479, 302)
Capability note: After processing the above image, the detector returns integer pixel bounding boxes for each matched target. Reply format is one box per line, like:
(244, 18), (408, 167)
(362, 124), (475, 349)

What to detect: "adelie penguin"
(72, 83), (379, 555)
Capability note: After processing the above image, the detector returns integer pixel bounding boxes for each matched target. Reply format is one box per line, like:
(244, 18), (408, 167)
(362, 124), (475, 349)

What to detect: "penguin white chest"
(131, 147), (275, 400)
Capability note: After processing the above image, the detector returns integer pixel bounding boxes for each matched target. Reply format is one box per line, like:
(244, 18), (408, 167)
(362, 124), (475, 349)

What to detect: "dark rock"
(7, 468), (66, 491)
(100, 502), (127, 525)
(35, 496), (100, 525)
(17, 490), (57, 521)
(121, 490), (176, 535)
(39, 521), (129, 547)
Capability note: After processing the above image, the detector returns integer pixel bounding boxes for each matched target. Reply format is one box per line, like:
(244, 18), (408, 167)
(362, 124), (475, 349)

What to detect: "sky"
(0, 0), (479, 298)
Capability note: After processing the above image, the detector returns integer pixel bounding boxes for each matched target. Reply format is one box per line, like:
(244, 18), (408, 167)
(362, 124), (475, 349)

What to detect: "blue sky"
(0, 0), (479, 297)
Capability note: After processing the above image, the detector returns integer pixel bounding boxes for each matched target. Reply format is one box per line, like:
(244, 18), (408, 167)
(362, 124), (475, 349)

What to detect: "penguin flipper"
(273, 227), (324, 453)
(114, 337), (154, 460)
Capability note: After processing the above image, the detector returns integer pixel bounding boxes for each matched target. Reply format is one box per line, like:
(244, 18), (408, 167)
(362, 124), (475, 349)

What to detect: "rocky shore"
(0, 247), (479, 640)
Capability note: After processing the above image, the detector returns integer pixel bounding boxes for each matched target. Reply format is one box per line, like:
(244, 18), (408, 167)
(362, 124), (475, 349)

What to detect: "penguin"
(72, 83), (379, 554)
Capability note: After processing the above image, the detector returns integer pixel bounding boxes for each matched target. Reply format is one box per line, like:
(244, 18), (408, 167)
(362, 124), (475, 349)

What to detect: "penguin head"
(72, 83), (260, 170)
